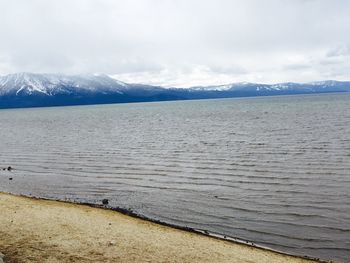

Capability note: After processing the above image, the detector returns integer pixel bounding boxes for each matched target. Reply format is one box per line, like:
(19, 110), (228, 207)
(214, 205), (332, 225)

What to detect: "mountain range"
(0, 72), (349, 109)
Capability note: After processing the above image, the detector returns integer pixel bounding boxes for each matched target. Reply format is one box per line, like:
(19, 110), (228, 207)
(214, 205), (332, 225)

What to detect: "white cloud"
(0, 0), (350, 86)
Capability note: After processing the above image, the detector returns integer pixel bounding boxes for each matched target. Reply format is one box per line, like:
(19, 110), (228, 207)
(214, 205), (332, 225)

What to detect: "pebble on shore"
(1, 166), (13, 171)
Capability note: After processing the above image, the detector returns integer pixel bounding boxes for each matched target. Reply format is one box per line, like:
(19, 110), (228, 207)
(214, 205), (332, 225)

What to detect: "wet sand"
(0, 192), (322, 263)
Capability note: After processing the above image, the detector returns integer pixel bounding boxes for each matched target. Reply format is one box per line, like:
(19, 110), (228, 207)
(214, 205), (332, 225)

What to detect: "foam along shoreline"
(0, 193), (325, 263)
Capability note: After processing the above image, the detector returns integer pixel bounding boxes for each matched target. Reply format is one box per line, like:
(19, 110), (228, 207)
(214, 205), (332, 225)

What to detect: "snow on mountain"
(1, 73), (349, 96)
(190, 82), (258, 91)
(308, 80), (340, 87)
(0, 73), (127, 96)
(190, 80), (350, 92)
(0, 72), (349, 109)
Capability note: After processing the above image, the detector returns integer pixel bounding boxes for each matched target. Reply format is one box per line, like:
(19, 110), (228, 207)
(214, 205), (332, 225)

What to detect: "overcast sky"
(0, 0), (350, 87)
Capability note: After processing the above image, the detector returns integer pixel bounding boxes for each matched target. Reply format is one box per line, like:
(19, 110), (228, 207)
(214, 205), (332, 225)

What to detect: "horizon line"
(0, 71), (349, 89)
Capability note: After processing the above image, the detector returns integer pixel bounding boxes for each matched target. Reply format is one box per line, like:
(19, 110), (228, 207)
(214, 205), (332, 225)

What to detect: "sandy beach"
(0, 192), (323, 263)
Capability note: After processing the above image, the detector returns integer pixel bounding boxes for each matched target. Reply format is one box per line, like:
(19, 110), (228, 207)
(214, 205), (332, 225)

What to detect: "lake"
(0, 93), (349, 261)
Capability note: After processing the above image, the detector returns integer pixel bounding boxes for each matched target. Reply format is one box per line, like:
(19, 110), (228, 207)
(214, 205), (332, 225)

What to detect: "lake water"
(0, 93), (349, 261)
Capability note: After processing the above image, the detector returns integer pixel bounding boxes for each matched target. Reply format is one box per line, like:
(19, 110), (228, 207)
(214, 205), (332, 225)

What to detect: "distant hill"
(0, 73), (349, 109)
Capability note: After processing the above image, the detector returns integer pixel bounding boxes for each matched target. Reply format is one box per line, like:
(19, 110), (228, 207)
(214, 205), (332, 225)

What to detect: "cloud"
(326, 44), (350, 57)
(0, 0), (350, 85)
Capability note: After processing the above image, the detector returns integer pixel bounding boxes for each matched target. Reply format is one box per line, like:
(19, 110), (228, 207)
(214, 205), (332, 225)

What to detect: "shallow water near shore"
(0, 93), (349, 261)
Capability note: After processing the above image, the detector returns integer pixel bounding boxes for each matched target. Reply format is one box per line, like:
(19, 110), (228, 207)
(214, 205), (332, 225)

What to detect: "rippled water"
(0, 93), (349, 261)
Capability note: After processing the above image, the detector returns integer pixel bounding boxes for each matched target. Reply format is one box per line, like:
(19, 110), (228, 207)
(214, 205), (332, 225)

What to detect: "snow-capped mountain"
(189, 80), (350, 92)
(0, 72), (127, 96)
(0, 73), (349, 109)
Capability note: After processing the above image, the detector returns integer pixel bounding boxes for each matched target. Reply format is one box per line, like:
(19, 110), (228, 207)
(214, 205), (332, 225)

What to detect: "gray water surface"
(0, 93), (349, 261)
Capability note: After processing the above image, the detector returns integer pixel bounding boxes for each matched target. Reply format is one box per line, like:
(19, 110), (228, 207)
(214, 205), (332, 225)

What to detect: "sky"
(0, 0), (350, 87)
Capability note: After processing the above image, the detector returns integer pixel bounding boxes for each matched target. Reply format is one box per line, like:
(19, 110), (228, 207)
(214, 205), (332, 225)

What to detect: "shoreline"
(0, 192), (328, 263)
